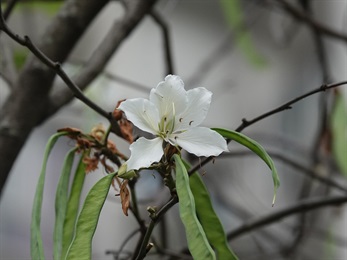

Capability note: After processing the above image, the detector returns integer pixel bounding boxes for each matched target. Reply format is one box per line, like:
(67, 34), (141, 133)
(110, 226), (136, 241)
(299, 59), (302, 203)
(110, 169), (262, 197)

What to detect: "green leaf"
(183, 160), (238, 260)
(53, 148), (77, 260)
(61, 153), (87, 260)
(17, 1), (63, 16)
(31, 132), (68, 260)
(331, 93), (347, 176)
(65, 173), (116, 260)
(173, 154), (216, 260)
(213, 128), (280, 206)
(219, 0), (266, 67)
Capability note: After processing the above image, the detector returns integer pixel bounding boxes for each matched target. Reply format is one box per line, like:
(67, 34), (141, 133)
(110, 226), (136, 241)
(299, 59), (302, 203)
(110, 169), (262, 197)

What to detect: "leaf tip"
(272, 191), (277, 207)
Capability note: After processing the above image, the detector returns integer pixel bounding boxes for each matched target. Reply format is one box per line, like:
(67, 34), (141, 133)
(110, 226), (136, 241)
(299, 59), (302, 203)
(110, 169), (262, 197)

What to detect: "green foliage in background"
(331, 92), (347, 177)
(220, 0), (266, 67)
(14, 1), (63, 16)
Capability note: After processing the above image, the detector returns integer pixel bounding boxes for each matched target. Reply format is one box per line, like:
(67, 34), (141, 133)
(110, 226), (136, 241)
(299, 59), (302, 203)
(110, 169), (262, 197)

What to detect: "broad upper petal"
(149, 75), (188, 120)
(118, 98), (159, 134)
(174, 87), (212, 131)
(171, 127), (228, 157)
(125, 137), (163, 170)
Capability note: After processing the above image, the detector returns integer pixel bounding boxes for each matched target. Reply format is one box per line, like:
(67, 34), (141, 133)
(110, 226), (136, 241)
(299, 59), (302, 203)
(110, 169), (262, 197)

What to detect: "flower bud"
(118, 164), (137, 179)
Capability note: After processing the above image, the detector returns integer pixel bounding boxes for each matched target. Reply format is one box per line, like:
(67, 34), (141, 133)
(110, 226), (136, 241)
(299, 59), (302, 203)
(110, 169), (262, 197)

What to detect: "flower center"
(158, 102), (175, 140)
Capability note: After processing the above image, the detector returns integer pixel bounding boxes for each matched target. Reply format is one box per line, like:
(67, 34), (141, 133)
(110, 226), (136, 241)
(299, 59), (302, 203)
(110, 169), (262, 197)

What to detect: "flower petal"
(149, 75), (188, 120)
(175, 87), (212, 131)
(171, 127), (228, 157)
(119, 98), (160, 135)
(125, 137), (163, 170)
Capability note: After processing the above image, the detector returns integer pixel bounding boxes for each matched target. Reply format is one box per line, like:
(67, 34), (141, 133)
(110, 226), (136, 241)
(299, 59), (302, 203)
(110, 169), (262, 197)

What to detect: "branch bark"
(227, 195), (347, 240)
(188, 81), (347, 175)
(0, 0), (110, 195)
(274, 0), (347, 43)
(47, 0), (157, 119)
(0, 0), (158, 196)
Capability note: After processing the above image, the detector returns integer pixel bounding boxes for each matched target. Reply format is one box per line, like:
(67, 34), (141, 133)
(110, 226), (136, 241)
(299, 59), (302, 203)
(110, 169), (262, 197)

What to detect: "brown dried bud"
(82, 156), (99, 173)
(119, 119), (134, 144)
(120, 180), (130, 216)
(90, 124), (105, 141)
(113, 99), (126, 121)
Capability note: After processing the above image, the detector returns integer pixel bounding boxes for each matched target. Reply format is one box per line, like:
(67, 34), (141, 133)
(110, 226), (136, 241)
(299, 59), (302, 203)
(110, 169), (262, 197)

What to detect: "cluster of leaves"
(31, 123), (279, 260)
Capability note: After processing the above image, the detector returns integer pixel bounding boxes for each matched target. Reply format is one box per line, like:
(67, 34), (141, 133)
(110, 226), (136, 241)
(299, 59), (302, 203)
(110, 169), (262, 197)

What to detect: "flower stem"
(134, 195), (178, 260)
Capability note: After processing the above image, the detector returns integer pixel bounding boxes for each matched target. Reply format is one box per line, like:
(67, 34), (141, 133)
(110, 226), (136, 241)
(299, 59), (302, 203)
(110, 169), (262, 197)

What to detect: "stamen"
(170, 102), (176, 132)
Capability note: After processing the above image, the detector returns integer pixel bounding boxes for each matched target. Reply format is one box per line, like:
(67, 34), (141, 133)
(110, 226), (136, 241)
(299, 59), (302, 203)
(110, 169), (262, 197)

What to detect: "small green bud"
(147, 206), (157, 214)
(118, 164), (137, 179)
(147, 206), (157, 219)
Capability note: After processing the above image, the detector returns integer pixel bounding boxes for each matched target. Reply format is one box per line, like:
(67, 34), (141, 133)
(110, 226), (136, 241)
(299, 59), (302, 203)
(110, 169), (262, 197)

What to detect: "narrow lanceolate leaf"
(331, 93), (347, 177)
(61, 154), (87, 260)
(213, 128), (280, 206)
(183, 161), (238, 260)
(31, 132), (68, 260)
(173, 154), (216, 260)
(53, 148), (77, 260)
(66, 173), (116, 260)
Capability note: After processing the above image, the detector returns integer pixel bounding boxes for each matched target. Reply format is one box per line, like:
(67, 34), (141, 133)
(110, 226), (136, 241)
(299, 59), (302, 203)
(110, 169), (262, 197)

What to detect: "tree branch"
(134, 195), (178, 260)
(188, 81), (347, 175)
(273, 0), (347, 43)
(0, 37), (17, 87)
(0, 0), (110, 195)
(48, 0), (157, 121)
(0, 25), (114, 121)
(227, 195), (347, 240)
(221, 150), (347, 193)
(150, 10), (174, 75)
(2, 0), (19, 21)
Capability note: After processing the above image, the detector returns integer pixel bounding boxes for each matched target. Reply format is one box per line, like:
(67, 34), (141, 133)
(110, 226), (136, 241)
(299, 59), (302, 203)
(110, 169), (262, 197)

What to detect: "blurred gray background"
(1, 0), (346, 259)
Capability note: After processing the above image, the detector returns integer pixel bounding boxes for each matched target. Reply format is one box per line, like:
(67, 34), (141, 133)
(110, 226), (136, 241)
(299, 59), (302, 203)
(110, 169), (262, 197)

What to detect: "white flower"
(118, 75), (228, 171)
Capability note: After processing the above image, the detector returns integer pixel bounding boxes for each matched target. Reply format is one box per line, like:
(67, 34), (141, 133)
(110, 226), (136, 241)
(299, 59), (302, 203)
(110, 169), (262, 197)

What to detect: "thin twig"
(103, 71), (151, 93)
(227, 195), (347, 240)
(130, 81), (347, 258)
(220, 150), (347, 193)
(2, 0), (19, 21)
(150, 248), (192, 260)
(106, 228), (141, 260)
(150, 10), (174, 75)
(49, 0), (157, 119)
(0, 11), (120, 132)
(236, 81), (347, 132)
(188, 81), (347, 175)
(0, 0), (112, 195)
(286, 1), (333, 257)
(128, 178), (146, 233)
(274, 0), (347, 43)
(185, 32), (234, 88)
(135, 195), (178, 260)
(60, 59), (152, 93)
